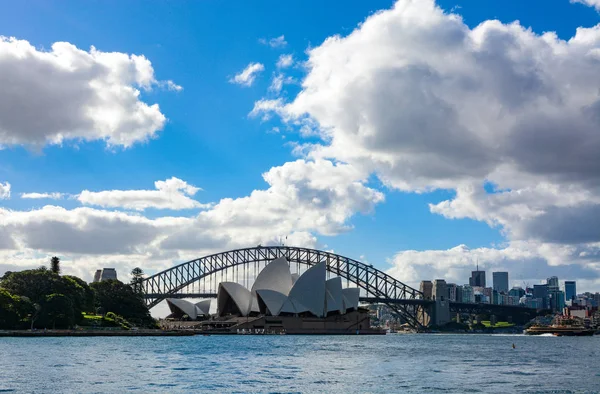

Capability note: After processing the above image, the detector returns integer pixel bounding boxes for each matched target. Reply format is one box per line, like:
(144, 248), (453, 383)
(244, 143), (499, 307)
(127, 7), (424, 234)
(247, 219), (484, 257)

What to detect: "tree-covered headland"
(0, 258), (156, 330)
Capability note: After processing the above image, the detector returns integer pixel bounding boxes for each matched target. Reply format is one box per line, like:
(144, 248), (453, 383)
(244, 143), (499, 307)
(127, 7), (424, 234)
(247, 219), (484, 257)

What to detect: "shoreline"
(0, 329), (195, 337)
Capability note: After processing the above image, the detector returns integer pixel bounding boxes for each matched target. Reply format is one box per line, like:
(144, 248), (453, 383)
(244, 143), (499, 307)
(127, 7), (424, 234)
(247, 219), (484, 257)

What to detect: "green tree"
(42, 293), (74, 329)
(90, 279), (155, 328)
(50, 256), (61, 275)
(0, 289), (26, 329)
(1, 269), (87, 326)
(63, 275), (95, 314)
(130, 267), (144, 294)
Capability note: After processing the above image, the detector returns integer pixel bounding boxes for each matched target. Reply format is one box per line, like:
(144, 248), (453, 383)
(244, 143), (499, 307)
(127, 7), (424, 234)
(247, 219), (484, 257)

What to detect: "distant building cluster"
(420, 269), (600, 318)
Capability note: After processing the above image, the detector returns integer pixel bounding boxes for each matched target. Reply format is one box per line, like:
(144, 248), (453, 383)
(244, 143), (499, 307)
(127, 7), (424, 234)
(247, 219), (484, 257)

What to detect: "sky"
(2, 0), (600, 309)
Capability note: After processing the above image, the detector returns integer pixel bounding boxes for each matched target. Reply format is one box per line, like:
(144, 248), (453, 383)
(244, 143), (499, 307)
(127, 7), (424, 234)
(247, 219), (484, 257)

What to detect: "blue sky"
(1, 0), (600, 295)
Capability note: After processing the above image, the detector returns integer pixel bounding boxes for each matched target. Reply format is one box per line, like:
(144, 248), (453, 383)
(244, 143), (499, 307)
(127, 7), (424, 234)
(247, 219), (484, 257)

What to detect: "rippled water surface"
(1, 334), (599, 393)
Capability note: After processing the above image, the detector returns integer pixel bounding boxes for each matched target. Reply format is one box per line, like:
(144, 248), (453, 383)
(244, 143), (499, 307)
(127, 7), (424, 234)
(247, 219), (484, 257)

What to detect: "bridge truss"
(141, 246), (426, 328)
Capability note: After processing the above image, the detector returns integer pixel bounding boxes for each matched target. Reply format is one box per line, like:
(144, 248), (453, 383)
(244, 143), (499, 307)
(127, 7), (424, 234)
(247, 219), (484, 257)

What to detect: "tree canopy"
(0, 268), (156, 329)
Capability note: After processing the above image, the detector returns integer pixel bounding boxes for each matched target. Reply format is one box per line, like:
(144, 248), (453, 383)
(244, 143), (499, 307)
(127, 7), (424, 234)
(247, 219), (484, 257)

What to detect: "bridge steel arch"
(141, 246), (425, 328)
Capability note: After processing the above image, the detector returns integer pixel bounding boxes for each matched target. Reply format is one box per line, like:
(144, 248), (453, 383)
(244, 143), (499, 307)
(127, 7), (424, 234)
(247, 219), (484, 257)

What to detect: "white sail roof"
(166, 298), (198, 320)
(342, 288), (360, 311)
(325, 277), (343, 314)
(217, 282), (252, 317)
(251, 256), (293, 295)
(291, 273), (300, 285)
(256, 289), (288, 316)
(286, 262), (326, 317)
(195, 299), (211, 315)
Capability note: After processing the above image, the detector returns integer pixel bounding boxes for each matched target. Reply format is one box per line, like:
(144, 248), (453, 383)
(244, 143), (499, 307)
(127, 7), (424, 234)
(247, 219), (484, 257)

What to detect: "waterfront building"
(492, 272), (509, 293)
(92, 268), (118, 282)
(420, 280), (433, 300)
(216, 257), (360, 318)
(565, 281), (576, 302)
(469, 269), (486, 288)
(166, 299), (211, 320)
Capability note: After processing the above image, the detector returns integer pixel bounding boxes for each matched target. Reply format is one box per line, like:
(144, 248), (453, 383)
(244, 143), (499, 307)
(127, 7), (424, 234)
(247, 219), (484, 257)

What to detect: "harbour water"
(1, 334), (599, 393)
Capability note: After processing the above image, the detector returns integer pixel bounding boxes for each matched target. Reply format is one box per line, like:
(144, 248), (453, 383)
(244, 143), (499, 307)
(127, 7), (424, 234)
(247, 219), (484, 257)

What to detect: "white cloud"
(248, 0), (600, 285)
(571, 0), (600, 11)
(0, 182), (10, 199)
(387, 242), (600, 292)
(21, 192), (65, 200)
(268, 73), (295, 94)
(229, 62), (265, 87)
(78, 177), (209, 211)
(0, 37), (178, 148)
(276, 54), (294, 68)
(259, 35), (287, 48)
(0, 160), (383, 284)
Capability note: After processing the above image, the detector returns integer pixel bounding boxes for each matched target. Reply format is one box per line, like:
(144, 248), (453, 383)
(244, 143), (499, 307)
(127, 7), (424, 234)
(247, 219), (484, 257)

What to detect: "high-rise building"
(492, 272), (509, 293)
(509, 287), (525, 299)
(547, 276), (559, 289)
(469, 269), (486, 288)
(533, 284), (549, 309)
(462, 285), (474, 303)
(420, 281), (433, 300)
(549, 289), (565, 312)
(447, 283), (458, 302)
(93, 268), (118, 282)
(565, 281), (576, 301)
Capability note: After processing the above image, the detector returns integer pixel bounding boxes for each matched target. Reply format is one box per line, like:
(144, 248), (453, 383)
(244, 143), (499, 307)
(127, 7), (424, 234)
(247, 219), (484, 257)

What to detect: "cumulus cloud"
(259, 35), (287, 48)
(268, 73), (295, 94)
(0, 37), (179, 148)
(0, 182), (10, 199)
(276, 54), (294, 68)
(248, 0), (600, 288)
(572, 0), (600, 11)
(21, 192), (65, 200)
(78, 177), (209, 211)
(229, 62), (265, 87)
(387, 242), (600, 290)
(0, 160), (383, 283)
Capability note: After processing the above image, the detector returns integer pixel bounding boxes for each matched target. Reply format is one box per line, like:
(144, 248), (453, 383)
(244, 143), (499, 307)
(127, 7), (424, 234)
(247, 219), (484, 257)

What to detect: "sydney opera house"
(166, 257), (377, 334)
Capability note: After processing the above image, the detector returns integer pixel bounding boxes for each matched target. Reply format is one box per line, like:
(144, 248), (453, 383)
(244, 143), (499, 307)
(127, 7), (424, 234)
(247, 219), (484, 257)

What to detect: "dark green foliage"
(0, 269), (87, 326)
(50, 256), (61, 275)
(42, 293), (74, 329)
(0, 268), (156, 330)
(63, 275), (95, 313)
(90, 280), (156, 328)
(130, 267), (144, 294)
(0, 289), (30, 329)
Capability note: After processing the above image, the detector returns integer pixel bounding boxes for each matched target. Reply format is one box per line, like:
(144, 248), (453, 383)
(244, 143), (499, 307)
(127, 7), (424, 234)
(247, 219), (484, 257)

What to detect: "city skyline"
(1, 0), (600, 295)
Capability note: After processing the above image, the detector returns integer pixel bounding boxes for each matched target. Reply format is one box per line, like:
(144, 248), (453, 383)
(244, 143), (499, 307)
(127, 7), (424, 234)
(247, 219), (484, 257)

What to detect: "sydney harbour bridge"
(140, 246), (536, 329)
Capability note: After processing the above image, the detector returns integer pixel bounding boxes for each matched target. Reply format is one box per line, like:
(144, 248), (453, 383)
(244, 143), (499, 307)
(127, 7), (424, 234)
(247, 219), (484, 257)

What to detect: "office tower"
(420, 280), (433, 300)
(492, 272), (509, 293)
(533, 284), (549, 309)
(469, 266), (486, 288)
(547, 276), (559, 289)
(565, 281), (576, 301)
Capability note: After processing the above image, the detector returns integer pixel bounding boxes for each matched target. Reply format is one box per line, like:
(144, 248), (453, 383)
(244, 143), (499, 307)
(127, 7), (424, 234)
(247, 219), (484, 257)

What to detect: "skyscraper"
(547, 276), (559, 289)
(565, 281), (576, 301)
(533, 284), (549, 309)
(469, 265), (486, 287)
(492, 272), (509, 293)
